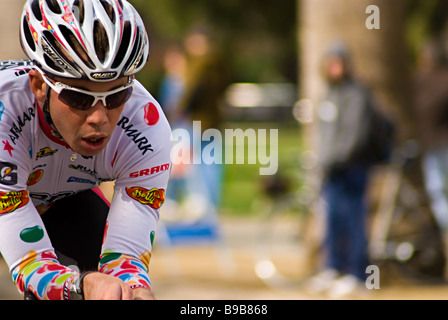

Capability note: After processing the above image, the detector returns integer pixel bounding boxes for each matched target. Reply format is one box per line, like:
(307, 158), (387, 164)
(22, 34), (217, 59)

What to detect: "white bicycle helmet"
(20, 0), (150, 82)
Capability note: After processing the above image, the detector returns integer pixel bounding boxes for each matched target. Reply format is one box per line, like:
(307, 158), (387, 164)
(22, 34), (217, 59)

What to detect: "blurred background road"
(3, 216), (448, 300)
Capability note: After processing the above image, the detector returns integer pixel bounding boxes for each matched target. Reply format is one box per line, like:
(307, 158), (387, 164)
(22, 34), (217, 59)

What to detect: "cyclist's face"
(47, 76), (128, 156)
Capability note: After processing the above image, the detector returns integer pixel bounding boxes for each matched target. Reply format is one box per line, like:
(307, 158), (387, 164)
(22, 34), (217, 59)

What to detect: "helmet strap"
(42, 86), (64, 140)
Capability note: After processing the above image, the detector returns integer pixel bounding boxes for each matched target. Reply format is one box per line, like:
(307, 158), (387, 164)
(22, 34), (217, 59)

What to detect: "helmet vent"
(46, 0), (62, 15)
(30, 0), (43, 22)
(112, 21), (131, 69)
(72, 0), (85, 26)
(59, 25), (95, 70)
(123, 27), (142, 72)
(44, 53), (64, 73)
(99, 0), (115, 24)
(94, 20), (110, 63)
(42, 29), (71, 70)
(22, 16), (36, 52)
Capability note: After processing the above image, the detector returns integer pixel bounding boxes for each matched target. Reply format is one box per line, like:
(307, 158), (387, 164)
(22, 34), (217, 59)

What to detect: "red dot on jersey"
(144, 103), (160, 126)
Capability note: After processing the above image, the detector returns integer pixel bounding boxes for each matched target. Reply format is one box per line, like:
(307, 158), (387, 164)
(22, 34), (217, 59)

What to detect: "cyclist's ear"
(29, 69), (47, 105)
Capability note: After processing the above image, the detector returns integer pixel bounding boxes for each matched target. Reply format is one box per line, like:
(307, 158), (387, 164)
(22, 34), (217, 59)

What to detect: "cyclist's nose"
(85, 101), (109, 125)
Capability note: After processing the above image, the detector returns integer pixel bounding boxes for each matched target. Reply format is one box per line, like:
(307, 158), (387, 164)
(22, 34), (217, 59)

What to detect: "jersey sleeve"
(99, 97), (172, 290)
(0, 79), (77, 300)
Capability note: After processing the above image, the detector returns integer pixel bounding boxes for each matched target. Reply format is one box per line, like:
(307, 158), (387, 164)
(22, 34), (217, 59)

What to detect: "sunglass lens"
(59, 90), (95, 111)
(105, 87), (133, 109)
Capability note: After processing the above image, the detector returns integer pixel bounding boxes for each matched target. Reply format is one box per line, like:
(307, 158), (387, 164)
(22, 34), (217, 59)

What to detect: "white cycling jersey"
(0, 60), (171, 299)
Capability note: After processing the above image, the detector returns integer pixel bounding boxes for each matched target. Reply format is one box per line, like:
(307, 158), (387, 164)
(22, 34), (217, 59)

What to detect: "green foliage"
(220, 122), (304, 216)
(405, 0), (448, 65)
(130, 0), (298, 84)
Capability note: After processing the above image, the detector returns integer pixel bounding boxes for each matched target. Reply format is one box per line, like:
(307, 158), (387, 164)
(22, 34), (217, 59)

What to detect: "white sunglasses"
(40, 72), (135, 110)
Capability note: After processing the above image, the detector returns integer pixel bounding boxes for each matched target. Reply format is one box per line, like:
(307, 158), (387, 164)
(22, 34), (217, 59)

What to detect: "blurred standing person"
(160, 28), (229, 242)
(159, 47), (189, 204)
(159, 46), (188, 127)
(305, 42), (375, 297)
(179, 28), (229, 212)
(414, 40), (448, 260)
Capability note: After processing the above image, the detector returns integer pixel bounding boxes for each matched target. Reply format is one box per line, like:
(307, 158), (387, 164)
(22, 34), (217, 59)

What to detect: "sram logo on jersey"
(90, 71), (118, 80)
(126, 187), (165, 210)
(0, 190), (29, 214)
(130, 163), (170, 178)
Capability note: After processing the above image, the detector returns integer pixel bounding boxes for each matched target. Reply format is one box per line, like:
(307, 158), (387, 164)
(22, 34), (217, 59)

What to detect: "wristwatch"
(69, 272), (93, 300)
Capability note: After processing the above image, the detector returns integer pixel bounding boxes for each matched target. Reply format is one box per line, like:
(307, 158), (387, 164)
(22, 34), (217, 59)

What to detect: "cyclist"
(0, 0), (171, 300)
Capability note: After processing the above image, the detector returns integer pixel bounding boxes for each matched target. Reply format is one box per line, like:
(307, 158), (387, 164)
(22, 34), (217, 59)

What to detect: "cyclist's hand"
(82, 272), (133, 300)
(132, 288), (155, 300)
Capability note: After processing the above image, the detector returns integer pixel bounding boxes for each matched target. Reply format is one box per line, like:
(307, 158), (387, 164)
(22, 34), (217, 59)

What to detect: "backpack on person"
(356, 98), (396, 165)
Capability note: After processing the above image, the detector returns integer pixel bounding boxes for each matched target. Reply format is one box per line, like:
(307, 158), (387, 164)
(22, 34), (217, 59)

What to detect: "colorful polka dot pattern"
(99, 251), (151, 290)
(12, 250), (152, 299)
(11, 251), (76, 300)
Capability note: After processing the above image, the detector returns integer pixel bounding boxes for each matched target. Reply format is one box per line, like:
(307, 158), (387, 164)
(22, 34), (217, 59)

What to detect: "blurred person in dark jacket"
(305, 42), (374, 298)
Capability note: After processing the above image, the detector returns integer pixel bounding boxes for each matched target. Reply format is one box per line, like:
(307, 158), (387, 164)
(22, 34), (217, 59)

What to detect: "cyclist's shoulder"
(0, 60), (34, 82)
(106, 81), (170, 170)
(0, 60), (34, 98)
(0, 60), (34, 72)
(127, 80), (164, 115)
(119, 80), (171, 140)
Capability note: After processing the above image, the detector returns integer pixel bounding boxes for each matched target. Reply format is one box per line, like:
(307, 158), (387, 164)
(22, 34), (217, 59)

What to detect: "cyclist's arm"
(97, 104), (171, 298)
(0, 163), (80, 299)
(98, 170), (169, 296)
(10, 250), (78, 299)
(0, 107), (82, 300)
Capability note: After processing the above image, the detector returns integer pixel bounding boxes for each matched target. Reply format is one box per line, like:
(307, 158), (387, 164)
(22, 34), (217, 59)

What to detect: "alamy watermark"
(366, 5), (380, 30)
(365, 265), (380, 289)
(171, 121), (278, 176)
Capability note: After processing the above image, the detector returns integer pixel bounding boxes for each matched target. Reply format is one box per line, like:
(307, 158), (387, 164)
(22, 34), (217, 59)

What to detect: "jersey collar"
(37, 102), (72, 150)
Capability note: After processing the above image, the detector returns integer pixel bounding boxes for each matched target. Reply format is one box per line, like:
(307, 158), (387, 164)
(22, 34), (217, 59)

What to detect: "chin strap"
(42, 100), (53, 125)
(42, 86), (64, 140)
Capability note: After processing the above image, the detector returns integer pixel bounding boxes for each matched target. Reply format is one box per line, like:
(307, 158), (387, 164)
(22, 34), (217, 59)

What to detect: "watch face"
(68, 271), (92, 300)
(69, 285), (83, 300)
(69, 277), (84, 300)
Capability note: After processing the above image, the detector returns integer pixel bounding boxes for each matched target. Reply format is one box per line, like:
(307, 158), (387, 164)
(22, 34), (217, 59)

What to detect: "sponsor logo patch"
(0, 162), (18, 186)
(9, 107), (36, 145)
(36, 147), (58, 160)
(67, 176), (96, 185)
(126, 187), (165, 210)
(0, 190), (29, 214)
(27, 169), (44, 186)
(117, 116), (153, 155)
(90, 71), (118, 80)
